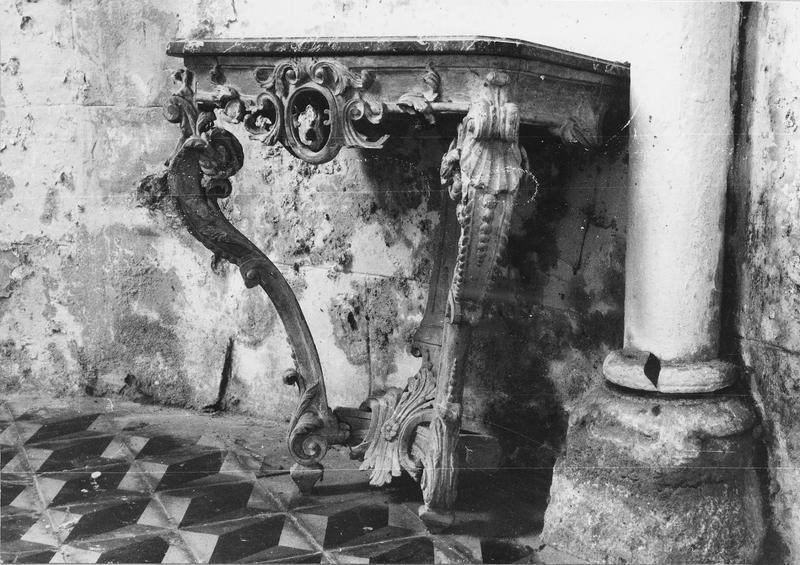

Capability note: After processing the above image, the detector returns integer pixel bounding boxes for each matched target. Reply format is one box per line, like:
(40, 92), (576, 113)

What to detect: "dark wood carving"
(336, 72), (527, 528)
(207, 59), (389, 164)
(163, 69), (348, 493)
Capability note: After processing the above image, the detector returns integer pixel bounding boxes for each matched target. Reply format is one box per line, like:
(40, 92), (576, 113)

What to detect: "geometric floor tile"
(99, 433), (200, 463)
(23, 493), (151, 545)
(119, 446), (228, 492)
(1, 478), (27, 506)
(50, 534), (174, 564)
(0, 397), (558, 564)
(33, 460), (132, 506)
(1, 444), (18, 468)
(332, 537), (436, 564)
(0, 413), (103, 446)
(1, 508), (42, 543)
(138, 474), (262, 528)
(177, 514), (286, 563)
(5, 483), (43, 511)
(239, 546), (323, 563)
(47, 525), (190, 564)
(7, 431), (116, 473)
(0, 540), (58, 564)
(293, 500), (390, 549)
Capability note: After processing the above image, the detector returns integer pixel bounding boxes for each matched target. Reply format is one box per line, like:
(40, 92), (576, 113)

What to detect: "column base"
(542, 383), (764, 564)
(603, 349), (737, 393)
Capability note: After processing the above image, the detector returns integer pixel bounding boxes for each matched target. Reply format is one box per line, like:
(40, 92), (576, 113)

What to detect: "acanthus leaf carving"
(354, 355), (437, 486)
(283, 369), (348, 467)
(397, 63), (441, 124)
(255, 60), (306, 97)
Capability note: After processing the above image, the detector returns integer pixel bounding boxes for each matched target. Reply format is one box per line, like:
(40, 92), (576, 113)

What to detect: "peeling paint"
(0, 172), (14, 204)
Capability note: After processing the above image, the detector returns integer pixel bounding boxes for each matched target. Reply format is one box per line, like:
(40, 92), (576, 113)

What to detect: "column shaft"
(625, 3), (738, 362)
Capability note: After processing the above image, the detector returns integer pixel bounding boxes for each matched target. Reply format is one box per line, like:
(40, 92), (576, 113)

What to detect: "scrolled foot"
(290, 462), (324, 495)
(418, 504), (455, 533)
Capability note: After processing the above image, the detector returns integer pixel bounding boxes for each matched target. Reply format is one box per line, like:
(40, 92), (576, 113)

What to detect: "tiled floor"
(0, 396), (582, 564)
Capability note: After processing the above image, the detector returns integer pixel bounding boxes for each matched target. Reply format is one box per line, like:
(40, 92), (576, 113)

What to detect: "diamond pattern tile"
(332, 537), (436, 564)
(178, 514), (286, 562)
(0, 398), (553, 564)
(293, 500), (390, 549)
(24, 493), (151, 544)
(120, 445), (228, 492)
(51, 533), (173, 564)
(139, 474), (263, 528)
(0, 540), (58, 564)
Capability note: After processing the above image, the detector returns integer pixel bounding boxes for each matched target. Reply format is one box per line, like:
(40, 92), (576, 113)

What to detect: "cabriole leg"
(161, 70), (348, 496)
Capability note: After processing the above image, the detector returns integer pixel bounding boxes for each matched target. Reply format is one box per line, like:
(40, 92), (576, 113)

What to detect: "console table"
(162, 36), (628, 528)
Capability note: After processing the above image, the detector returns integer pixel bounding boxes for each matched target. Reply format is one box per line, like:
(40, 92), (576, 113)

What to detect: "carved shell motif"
(459, 75), (523, 196)
(440, 72), (525, 322)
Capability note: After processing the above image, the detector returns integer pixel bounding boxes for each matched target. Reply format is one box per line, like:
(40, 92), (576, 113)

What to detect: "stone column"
(542, 4), (765, 563)
(604, 0), (739, 394)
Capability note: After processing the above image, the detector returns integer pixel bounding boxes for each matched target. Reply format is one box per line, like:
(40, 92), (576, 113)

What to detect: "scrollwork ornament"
(249, 58), (389, 163)
(162, 69), (349, 495)
(342, 97), (389, 149)
(310, 60), (375, 94)
(283, 369), (347, 467)
(417, 73), (526, 523)
(243, 91), (284, 145)
(255, 60), (306, 97)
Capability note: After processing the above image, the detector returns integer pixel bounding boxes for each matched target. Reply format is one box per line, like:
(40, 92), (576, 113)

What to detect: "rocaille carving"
(162, 69), (348, 493)
(343, 72), (527, 522)
(354, 355), (437, 486)
(397, 63), (442, 124)
(420, 72), (526, 519)
(162, 64), (529, 520)
(208, 58), (389, 164)
(440, 71), (528, 325)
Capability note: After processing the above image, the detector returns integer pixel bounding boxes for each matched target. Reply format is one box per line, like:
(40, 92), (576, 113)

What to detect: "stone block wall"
(0, 0), (628, 471)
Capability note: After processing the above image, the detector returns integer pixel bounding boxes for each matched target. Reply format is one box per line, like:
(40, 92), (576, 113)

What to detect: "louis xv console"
(161, 36), (628, 528)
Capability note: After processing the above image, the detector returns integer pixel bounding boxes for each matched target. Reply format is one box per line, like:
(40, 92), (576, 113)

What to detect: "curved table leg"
(420, 71), (526, 527)
(339, 71), (526, 530)
(162, 70), (348, 494)
(160, 68), (522, 515)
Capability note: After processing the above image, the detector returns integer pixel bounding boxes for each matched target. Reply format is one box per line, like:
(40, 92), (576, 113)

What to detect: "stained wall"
(0, 0), (630, 470)
(728, 3), (800, 561)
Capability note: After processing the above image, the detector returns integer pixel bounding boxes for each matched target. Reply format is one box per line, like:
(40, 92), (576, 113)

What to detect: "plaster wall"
(0, 0), (634, 469)
(729, 3), (800, 561)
